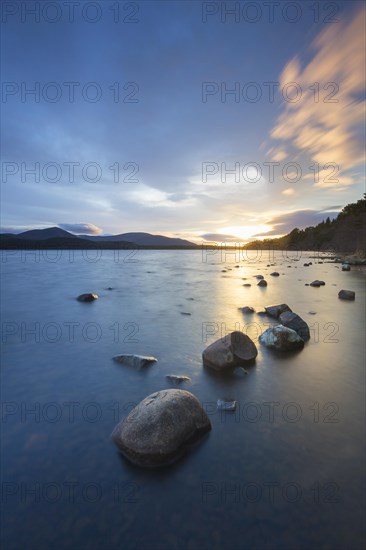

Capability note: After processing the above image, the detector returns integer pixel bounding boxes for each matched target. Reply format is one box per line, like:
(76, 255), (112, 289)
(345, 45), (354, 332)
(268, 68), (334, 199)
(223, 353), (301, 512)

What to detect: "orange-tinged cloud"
(270, 5), (366, 187)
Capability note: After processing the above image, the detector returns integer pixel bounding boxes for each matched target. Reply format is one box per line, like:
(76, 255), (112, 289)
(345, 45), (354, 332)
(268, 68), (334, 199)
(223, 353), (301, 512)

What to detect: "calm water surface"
(1, 249), (365, 549)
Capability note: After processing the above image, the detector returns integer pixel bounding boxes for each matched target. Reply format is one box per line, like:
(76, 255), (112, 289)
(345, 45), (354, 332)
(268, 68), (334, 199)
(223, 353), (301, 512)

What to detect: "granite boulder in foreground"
(112, 389), (211, 467)
(202, 331), (257, 370)
(338, 290), (355, 300)
(259, 325), (304, 351)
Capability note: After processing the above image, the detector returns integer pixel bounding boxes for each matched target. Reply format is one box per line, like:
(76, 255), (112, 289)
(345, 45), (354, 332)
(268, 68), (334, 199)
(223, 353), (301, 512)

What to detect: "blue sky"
(1, 0), (365, 242)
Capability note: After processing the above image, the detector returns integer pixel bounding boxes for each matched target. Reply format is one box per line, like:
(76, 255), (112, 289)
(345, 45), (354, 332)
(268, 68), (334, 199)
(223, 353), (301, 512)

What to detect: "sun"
(218, 225), (272, 242)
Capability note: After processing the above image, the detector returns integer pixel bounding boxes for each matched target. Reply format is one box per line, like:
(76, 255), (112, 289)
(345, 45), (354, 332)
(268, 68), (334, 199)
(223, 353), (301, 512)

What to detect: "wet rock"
(112, 389), (211, 467)
(304, 263), (309, 267)
(243, 283), (252, 287)
(180, 312), (192, 316)
(255, 275), (264, 280)
(338, 290), (355, 300)
(166, 375), (191, 383)
(310, 280), (325, 287)
(308, 311), (317, 315)
(341, 264), (351, 271)
(202, 331), (257, 371)
(279, 311), (310, 342)
(113, 355), (158, 368)
(217, 399), (237, 411)
(259, 325), (304, 351)
(239, 306), (255, 314)
(265, 304), (292, 319)
(257, 311), (267, 316)
(270, 272), (280, 276)
(257, 279), (267, 287)
(77, 293), (98, 302)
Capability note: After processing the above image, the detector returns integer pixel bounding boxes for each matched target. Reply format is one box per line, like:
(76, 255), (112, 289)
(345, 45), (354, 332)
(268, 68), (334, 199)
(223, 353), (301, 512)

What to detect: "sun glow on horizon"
(218, 225), (274, 242)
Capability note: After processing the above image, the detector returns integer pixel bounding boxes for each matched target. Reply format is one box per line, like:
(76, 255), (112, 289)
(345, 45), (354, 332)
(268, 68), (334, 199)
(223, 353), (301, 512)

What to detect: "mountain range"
(0, 228), (197, 249)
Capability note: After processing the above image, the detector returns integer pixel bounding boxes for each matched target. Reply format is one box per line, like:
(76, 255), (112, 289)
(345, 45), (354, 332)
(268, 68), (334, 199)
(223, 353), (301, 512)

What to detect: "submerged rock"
(111, 389), (211, 467)
(265, 304), (292, 319)
(202, 331), (257, 371)
(113, 355), (157, 368)
(338, 290), (355, 300)
(166, 374), (191, 383)
(77, 293), (98, 302)
(259, 325), (304, 351)
(217, 399), (237, 411)
(279, 311), (310, 341)
(257, 279), (267, 287)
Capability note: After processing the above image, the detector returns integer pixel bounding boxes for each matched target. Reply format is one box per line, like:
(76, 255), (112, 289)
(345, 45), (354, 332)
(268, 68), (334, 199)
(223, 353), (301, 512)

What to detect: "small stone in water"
(217, 399), (237, 411)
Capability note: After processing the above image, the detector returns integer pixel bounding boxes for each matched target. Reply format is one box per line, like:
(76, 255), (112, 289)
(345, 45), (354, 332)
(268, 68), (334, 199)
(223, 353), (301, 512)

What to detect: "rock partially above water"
(259, 325), (304, 351)
(265, 304), (292, 319)
(338, 290), (355, 300)
(257, 279), (267, 287)
(217, 399), (237, 411)
(77, 293), (98, 302)
(111, 389), (211, 467)
(239, 306), (255, 314)
(310, 280), (325, 287)
(166, 374), (191, 383)
(341, 264), (351, 271)
(270, 272), (280, 276)
(113, 355), (158, 368)
(279, 311), (310, 341)
(202, 331), (257, 371)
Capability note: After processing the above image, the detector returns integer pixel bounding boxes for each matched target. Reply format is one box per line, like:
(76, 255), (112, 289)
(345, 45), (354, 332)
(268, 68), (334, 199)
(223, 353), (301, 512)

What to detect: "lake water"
(1, 248), (365, 550)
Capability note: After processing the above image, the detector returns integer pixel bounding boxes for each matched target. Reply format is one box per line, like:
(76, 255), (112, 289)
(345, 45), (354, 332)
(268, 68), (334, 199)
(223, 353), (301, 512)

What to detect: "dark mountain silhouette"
(13, 227), (77, 240)
(77, 232), (195, 247)
(0, 227), (197, 249)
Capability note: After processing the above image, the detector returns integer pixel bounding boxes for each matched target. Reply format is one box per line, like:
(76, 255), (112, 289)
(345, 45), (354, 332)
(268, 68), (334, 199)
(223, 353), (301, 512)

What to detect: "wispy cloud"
(58, 223), (103, 235)
(253, 208), (340, 237)
(270, 4), (365, 188)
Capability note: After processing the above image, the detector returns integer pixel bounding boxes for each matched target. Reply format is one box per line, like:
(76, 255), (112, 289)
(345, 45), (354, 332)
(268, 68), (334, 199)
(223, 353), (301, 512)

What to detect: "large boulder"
(338, 290), (355, 300)
(112, 389), (211, 467)
(265, 304), (292, 319)
(259, 325), (304, 351)
(279, 311), (310, 341)
(202, 331), (257, 371)
(77, 293), (98, 302)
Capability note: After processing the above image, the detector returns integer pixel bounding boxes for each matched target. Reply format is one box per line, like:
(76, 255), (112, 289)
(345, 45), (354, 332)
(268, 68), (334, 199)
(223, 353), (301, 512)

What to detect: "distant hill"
(0, 227), (198, 249)
(13, 227), (77, 240)
(78, 232), (195, 247)
(245, 195), (366, 254)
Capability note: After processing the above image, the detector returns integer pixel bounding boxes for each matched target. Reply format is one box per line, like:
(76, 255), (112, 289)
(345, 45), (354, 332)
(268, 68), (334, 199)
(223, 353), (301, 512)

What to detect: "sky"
(1, 0), (365, 243)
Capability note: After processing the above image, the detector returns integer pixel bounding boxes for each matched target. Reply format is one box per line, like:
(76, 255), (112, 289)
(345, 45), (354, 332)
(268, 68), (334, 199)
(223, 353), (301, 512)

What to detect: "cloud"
(200, 233), (243, 243)
(58, 223), (103, 235)
(253, 209), (339, 237)
(0, 226), (32, 234)
(269, 4), (366, 187)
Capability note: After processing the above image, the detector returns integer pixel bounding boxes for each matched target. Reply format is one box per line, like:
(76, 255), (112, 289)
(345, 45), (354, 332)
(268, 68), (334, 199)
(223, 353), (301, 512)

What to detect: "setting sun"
(218, 225), (273, 242)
